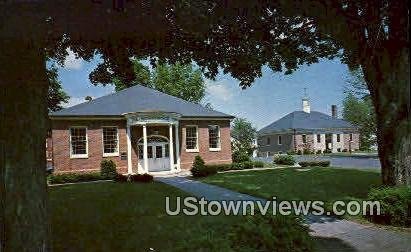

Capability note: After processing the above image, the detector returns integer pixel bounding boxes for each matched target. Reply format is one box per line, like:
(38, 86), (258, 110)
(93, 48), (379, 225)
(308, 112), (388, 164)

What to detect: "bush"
(286, 150), (296, 155)
(273, 155), (296, 165)
(114, 173), (154, 183)
(298, 160), (330, 167)
(316, 149), (322, 154)
(366, 186), (411, 227)
(253, 161), (265, 168)
(229, 214), (314, 252)
(297, 149), (302, 155)
(232, 150), (250, 163)
(191, 155), (217, 177)
(323, 149), (332, 154)
(303, 148), (312, 155)
(231, 162), (244, 170)
(100, 159), (117, 179)
(241, 161), (253, 169)
(342, 149), (348, 152)
(205, 164), (232, 172)
(48, 172), (103, 184)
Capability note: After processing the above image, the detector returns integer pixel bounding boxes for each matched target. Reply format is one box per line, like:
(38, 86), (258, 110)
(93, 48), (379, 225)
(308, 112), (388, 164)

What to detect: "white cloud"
(64, 97), (85, 108)
(206, 80), (234, 101)
(63, 49), (83, 70)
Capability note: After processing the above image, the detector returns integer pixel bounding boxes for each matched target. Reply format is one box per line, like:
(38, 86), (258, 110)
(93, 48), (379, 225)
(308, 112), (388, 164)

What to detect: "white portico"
(124, 112), (181, 174)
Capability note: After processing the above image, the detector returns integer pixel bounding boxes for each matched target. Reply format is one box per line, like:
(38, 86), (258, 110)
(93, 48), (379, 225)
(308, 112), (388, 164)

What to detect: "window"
(317, 134), (321, 143)
(277, 135), (282, 145)
(208, 125), (221, 150)
(267, 137), (271, 145)
(349, 134), (353, 141)
(302, 135), (307, 143)
(336, 134), (341, 142)
(103, 127), (119, 156)
(70, 127), (88, 158)
(185, 126), (198, 151)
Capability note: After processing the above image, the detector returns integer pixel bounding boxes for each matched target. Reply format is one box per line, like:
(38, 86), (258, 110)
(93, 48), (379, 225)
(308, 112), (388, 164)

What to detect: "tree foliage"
(46, 66), (69, 112)
(231, 118), (257, 156)
(111, 60), (206, 103)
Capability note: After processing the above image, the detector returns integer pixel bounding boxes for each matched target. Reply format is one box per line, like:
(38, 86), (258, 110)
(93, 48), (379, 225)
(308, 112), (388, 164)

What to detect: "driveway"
(255, 155), (381, 170)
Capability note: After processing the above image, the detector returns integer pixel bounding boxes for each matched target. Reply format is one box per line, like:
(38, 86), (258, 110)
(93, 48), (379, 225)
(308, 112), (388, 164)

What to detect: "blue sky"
(58, 50), (350, 129)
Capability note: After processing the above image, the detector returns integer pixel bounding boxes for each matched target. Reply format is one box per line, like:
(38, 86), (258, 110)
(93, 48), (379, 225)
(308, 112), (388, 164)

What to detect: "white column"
(126, 123), (133, 174)
(174, 122), (181, 171)
(169, 123), (175, 171)
(143, 124), (148, 173)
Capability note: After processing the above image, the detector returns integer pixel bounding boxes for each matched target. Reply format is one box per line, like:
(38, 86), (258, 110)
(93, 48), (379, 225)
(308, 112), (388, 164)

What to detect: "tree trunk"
(0, 42), (50, 250)
(363, 47), (410, 186)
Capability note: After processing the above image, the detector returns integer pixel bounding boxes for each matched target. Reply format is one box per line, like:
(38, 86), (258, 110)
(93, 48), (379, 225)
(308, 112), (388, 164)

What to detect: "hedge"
(114, 173), (154, 183)
(366, 186), (411, 227)
(48, 172), (103, 184)
(273, 155), (296, 165)
(298, 160), (330, 167)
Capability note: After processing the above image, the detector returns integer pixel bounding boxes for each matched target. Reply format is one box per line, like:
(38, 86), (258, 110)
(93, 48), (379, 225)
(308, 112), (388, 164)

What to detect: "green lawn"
(201, 167), (381, 203)
(50, 182), (237, 251)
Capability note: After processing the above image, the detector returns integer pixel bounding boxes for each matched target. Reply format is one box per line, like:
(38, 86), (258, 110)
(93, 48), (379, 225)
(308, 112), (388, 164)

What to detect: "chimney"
(302, 88), (310, 113)
(331, 105), (337, 118)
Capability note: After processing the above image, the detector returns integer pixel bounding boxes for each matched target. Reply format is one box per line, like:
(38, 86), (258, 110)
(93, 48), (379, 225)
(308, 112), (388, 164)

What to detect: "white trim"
(126, 124), (133, 174)
(185, 125), (198, 152)
(208, 125), (221, 151)
(69, 126), (88, 159)
(102, 126), (119, 157)
(143, 125), (148, 173)
(169, 124), (175, 170)
(174, 122), (181, 171)
(179, 117), (233, 121)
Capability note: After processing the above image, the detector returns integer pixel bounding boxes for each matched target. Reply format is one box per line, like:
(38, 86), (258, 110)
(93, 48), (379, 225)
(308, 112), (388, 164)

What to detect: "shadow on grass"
(314, 237), (358, 252)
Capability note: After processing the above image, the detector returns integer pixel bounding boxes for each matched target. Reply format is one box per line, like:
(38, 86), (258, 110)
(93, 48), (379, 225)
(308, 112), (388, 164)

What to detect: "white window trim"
(102, 126), (120, 157)
(69, 126), (88, 159)
(185, 125), (199, 152)
(208, 125), (221, 151)
(277, 135), (282, 145)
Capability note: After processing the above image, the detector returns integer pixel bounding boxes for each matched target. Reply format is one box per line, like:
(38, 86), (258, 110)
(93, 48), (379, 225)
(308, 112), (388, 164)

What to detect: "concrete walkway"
(156, 176), (411, 252)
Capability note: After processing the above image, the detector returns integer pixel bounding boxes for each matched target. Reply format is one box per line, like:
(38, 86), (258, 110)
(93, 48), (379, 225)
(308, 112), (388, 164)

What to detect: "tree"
(231, 118), (257, 156)
(343, 93), (376, 150)
(0, 0), (409, 250)
(110, 60), (206, 103)
(47, 66), (70, 112)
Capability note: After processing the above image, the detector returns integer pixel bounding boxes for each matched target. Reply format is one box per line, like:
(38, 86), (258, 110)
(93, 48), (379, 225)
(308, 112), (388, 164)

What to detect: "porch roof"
(50, 85), (234, 119)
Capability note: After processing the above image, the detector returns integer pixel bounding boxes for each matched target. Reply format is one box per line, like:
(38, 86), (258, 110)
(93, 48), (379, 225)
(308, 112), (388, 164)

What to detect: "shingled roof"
(50, 85), (233, 118)
(258, 111), (356, 135)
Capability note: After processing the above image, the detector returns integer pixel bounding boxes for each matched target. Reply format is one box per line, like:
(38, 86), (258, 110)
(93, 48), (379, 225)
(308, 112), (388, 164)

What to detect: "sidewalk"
(156, 176), (411, 252)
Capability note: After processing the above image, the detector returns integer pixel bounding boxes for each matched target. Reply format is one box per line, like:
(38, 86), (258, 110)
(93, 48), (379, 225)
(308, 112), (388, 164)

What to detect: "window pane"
(278, 136), (282, 145)
(103, 127), (118, 154)
(209, 125), (220, 149)
(70, 128), (87, 155)
(138, 145), (143, 159)
(317, 134), (321, 143)
(302, 135), (306, 143)
(186, 126), (197, 150)
(156, 146), (163, 158)
(165, 144), (169, 157)
(147, 146), (153, 158)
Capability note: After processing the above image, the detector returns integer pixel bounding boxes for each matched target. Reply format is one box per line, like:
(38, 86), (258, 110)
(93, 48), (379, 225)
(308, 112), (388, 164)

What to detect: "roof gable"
(258, 111), (356, 134)
(51, 85), (233, 118)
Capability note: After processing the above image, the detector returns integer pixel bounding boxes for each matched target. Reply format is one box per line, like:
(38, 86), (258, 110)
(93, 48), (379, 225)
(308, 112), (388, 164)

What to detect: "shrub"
(48, 172), (102, 184)
(303, 148), (312, 155)
(100, 159), (117, 179)
(323, 149), (332, 154)
(205, 164), (232, 172)
(114, 173), (154, 183)
(366, 186), (411, 227)
(297, 150), (302, 155)
(298, 160), (330, 167)
(242, 161), (254, 169)
(286, 150), (296, 155)
(231, 162), (244, 170)
(273, 155), (296, 165)
(232, 150), (250, 163)
(191, 155), (217, 177)
(316, 149), (322, 154)
(229, 214), (314, 252)
(342, 149), (348, 152)
(253, 161), (265, 168)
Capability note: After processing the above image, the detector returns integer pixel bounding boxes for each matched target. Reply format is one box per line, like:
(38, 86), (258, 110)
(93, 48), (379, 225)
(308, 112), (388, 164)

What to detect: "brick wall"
(179, 120), (232, 170)
(51, 119), (129, 174)
(343, 133), (360, 151)
(50, 118), (232, 173)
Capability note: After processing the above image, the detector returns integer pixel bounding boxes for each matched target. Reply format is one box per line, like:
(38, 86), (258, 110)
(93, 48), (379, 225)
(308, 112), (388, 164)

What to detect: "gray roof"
(258, 111), (357, 135)
(51, 85), (233, 118)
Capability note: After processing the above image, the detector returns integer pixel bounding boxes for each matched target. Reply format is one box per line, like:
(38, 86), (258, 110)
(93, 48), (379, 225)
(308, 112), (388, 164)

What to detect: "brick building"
(48, 85), (233, 174)
(257, 96), (359, 156)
